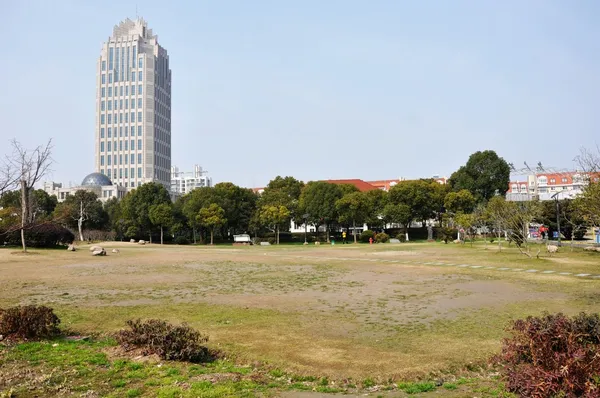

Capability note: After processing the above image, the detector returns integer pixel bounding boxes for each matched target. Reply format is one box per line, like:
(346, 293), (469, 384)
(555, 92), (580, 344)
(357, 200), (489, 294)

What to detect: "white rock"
(138, 240), (146, 245)
(92, 249), (106, 256)
(67, 244), (76, 251)
(547, 245), (558, 253)
(130, 239), (136, 243)
(89, 245), (102, 252)
(111, 249), (120, 253)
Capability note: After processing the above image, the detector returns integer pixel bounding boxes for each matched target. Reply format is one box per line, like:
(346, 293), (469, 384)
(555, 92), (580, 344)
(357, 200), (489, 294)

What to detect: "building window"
(113, 155), (117, 165)
(131, 181), (135, 188)
(108, 127), (112, 138)
(100, 128), (105, 138)
(125, 168), (128, 178)
(138, 71), (142, 81)
(550, 178), (556, 184)
(138, 167), (142, 178)
(107, 155), (111, 165)
(137, 98), (142, 108)
(102, 60), (106, 71)
(125, 85), (128, 96)
(138, 58), (143, 68)
(101, 114), (105, 124)
(138, 85), (142, 95)
(120, 86), (123, 96)
(101, 74), (106, 84)
(101, 142), (105, 152)
(137, 112), (142, 122)
(108, 73), (113, 84)
(114, 170), (117, 180)
(562, 178), (568, 183)
(131, 111), (135, 121)
(125, 140), (128, 150)
(130, 154), (134, 164)
(131, 99), (135, 109)
(101, 87), (105, 98)
(119, 113), (123, 123)
(107, 101), (112, 111)
(124, 126), (128, 137)
(131, 84), (135, 95)
(107, 169), (110, 178)
(108, 87), (112, 97)
(131, 72), (135, 82)
(124, 112), (128, 123)
(107, 114), (112, 124)
(138, 139), (142, 150)
(125, 98), (128, 109)
(138, 126), (142, 136)
(138, 154), (142, 164)
(101, 101), (105, 111)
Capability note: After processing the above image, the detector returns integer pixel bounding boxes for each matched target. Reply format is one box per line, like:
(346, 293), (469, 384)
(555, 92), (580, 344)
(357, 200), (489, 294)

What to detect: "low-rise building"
(506, 171), (600, 201)
(43, 173), (127, 203)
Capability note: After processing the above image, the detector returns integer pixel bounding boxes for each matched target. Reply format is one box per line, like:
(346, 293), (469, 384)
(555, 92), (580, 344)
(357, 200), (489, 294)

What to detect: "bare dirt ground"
(1, 242), (598, 380)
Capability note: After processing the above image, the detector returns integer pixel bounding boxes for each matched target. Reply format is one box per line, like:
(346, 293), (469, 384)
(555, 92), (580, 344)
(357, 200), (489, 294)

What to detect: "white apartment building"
(506, 171), (600, 201)
(95, 18), (172, 190)
(171, 165), (212, 195)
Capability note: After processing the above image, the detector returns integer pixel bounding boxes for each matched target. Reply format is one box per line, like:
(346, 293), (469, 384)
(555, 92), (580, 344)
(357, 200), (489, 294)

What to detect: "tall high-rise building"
(95, 18), (172, 190)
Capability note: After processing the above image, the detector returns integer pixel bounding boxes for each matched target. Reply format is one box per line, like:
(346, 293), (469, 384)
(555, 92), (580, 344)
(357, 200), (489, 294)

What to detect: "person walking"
(342, 230), (347, 244)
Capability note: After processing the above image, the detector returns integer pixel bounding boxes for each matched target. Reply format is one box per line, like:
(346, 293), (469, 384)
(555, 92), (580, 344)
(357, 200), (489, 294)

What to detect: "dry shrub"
(497, 312), (600, 397)
(0, 305), (61, 340)
(116, 319), (210, 363)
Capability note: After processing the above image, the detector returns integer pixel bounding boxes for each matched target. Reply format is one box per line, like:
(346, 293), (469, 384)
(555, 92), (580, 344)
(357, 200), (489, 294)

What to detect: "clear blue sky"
(1, 0), (599, 188)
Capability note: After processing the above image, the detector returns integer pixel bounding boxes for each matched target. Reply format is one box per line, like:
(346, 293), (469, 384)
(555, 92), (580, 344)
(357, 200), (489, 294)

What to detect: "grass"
(1, 241), (599, 396)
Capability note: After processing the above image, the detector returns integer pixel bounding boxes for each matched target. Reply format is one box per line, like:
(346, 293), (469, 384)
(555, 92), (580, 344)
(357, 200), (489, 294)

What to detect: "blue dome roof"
(81, 173), (112, 187)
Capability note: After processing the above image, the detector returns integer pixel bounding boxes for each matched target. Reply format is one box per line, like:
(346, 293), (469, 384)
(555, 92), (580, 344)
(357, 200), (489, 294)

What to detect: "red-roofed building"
(324, 179), (378, 192)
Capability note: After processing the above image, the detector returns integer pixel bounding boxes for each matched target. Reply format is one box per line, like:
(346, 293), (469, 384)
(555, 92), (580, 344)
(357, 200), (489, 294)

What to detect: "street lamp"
(551, 192), (561, 245)
(303, 213), (310, 244)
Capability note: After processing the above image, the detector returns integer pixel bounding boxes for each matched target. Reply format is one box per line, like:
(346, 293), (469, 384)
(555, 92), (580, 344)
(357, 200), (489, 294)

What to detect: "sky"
(1, 0), (600, 188)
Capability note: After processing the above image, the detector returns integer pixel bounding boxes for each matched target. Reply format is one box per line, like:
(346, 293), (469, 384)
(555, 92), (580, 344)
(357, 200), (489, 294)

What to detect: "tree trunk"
(353, 220), (357, 243)
(20, 181), (28, 252)
(326, 223), (330, 243)
(210, 230), (214, 245)
(276, 225), (280, 245)
(78, 217), (84, 241)
(160, 225), (164, 245)
(149, 232), (152, 244)
(193, 227), (197, 244)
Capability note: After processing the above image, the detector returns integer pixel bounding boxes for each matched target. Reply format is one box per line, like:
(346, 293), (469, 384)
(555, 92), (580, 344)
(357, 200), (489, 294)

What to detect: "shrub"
(116, 319), (210, 363)
(360, 230), (374, 243)
(435, 227), (457, 244)
(0, 305), (61, 340)
(173, 236), (189, 245)
(496, 312), (600, 397)
(267, 237), (276, 245)
(1, 222), (74, 248)
(375, 232), (389, 243)
(395, 233), (407, 243)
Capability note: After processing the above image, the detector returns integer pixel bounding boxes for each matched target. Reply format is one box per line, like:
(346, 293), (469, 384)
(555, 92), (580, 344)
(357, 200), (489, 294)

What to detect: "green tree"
(574, 182), (600, 228)
(0, 189), (56, 222)
(53, 190), (106, 241)
(336, 192), (369, 243)
(298, 182), (343, 242)
(387, 179), (440, 236)
(383, 203), (412, 240)
(444, 189), (476, 215)
(181, 187), (216, 243)
(104, 197), (125, 241)
(149, 203), (174, 245)
(449, 150), (511, 202)
(258, 205), (290, 244)
(364, 189), (388, 230)
(197, 203), (226, 245)
(120, 182), (171, 242)
(258, 176), (303, 233)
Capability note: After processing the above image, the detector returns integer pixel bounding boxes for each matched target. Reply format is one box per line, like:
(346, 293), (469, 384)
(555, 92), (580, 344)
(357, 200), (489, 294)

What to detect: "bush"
(0, 305), (61, 340)
(1, 222), (74, 248)
(360, 230), (374, 243)
(116, 319), (210, 363)
(173, 236), (189, 245)
(375, 232), (390, 243)
(267, 237), (276, 245)
(435, 227), (457, 243)
(496, 312), (600, 397)
(396, 233), (407, 243)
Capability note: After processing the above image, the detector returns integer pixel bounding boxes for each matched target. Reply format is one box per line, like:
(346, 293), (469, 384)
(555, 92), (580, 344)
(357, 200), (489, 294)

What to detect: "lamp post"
(551, 192), (561, 245)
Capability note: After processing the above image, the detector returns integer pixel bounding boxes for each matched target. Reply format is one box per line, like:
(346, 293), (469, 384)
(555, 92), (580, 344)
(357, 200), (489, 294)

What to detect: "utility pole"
(551, 191), (561, 245)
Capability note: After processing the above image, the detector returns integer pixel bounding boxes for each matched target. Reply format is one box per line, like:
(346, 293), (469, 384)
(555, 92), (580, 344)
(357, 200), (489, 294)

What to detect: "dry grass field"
(1, 241), (600, 397)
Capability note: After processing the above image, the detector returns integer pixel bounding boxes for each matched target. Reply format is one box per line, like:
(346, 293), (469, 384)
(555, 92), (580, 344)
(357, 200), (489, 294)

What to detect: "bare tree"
(575, 145), (600, 174)
(0, 159), (17, 196)
(7, 139), (53, 252)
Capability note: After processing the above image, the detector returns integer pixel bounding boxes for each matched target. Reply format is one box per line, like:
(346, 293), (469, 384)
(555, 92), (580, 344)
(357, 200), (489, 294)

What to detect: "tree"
(455, 212), (476, 245)
(104, 197), (125, 241)
(149, 203), (174, 245)
(120, 182), (171, 242)
(574, 181), (600, 228)
(383, 203), (413, 240)
(387, 179), (440, 238)
(444, 189), (476, 215)
(7, 139), (53, 252)
(197, 204), (226, 245)
(212, 183), (257, 236)
(364, 189), (388, 230)
(298, 182), (343, 242)
(449, 150), (511, 202)
(575, 145), (600, 174)
(181, 187), (216, 243)
(258, 205), (290, 244)
(336, 192), (369, 243)
(258, 176), (303, 234)
(53, 190), (106, 241)
(0, 156), (16, 196)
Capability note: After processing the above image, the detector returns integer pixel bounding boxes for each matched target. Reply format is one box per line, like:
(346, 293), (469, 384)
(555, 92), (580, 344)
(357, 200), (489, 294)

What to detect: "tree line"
(2, 143), (600, 249)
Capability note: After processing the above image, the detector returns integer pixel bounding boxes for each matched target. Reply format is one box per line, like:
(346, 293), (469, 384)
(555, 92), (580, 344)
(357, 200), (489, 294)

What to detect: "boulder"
(453, 239), (461, 244)
(303, 242), (309, 245)
(92, 249), (106, 256)
(111, 249), (120, 254)
(130, 239), (136, 243)
(67, 244), (76, 251)
(389, 238), (401, 244)
(315, 241), (321, 246)
(547, 245), (558, 253)
(260, 241), (271, 246)
(138, 240), (146, 245)
(89, 245), (102, 252)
